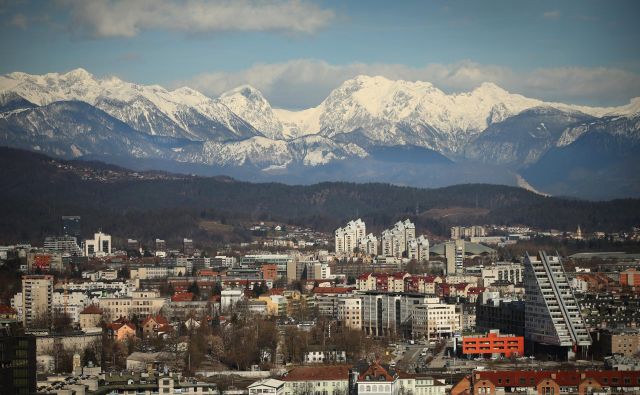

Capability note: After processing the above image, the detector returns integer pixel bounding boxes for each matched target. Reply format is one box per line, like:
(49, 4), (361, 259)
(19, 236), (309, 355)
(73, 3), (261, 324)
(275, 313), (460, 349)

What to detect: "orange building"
(620, 268), (640, 287)
(462, 330), (524, 358)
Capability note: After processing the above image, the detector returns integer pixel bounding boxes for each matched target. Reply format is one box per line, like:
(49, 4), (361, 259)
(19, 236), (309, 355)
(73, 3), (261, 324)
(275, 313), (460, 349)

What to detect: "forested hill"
(1, 146), (639, 246)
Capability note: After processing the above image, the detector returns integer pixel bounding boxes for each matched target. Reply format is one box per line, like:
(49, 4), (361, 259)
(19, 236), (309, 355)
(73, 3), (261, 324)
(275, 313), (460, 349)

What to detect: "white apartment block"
(83, 231), (112, 257)
(381, 219), (416, 258)
(411, 300), (460, 340)
(52, 290), (92, 323)
(358, 233), (379, 256)
(408, 235), (430, 261)
(337, 297), (362, 330)
(334, 219), (366, 256)
(98, 290), (167, 320)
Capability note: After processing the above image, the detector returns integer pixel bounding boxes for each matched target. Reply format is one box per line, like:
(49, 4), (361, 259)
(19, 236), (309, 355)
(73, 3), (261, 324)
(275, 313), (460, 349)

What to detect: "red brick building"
(452, 370), (640, 395)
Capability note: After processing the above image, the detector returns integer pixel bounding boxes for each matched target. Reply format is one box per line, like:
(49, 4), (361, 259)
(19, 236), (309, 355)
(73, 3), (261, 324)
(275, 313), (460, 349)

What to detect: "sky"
(1, 0), (639, 109)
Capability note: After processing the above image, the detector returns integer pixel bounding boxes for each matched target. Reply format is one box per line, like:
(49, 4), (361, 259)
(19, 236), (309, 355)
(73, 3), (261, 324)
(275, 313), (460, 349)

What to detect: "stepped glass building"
(524, 251), (591, 358)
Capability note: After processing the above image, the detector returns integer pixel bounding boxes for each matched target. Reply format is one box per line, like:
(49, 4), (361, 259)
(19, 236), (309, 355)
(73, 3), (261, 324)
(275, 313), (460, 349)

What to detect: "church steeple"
(576, 225), (583, 240)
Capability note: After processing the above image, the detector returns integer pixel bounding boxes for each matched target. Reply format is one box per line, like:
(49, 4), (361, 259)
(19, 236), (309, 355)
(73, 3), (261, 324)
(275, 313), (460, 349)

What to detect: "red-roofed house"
(453, 369), (640, 395)
(404, 275), (443, 294)
(357, 272), (375, 291)
(281, 365), (350, 393)
(107, 320), (136, 341)
(0, 304), (18, 320)
(141, 315), (172, 338)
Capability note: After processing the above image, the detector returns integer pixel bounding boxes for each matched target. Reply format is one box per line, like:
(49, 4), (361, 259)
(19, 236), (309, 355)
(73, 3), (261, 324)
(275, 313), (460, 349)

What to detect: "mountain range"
(1, 68), (639, 200)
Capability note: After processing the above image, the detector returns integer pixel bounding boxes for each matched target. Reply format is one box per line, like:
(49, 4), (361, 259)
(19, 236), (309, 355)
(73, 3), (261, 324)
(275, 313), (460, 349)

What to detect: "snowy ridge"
(1, 68), (639, 174)
(0, 68), (259, 141)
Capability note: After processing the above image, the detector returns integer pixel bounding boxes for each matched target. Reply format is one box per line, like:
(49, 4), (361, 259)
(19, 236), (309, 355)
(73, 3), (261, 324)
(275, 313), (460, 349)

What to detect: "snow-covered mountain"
(218, 85), (285, 140)
(0, 69), (260, 141)
(1, 68), (639, 199)
(271, 75), (630, 154)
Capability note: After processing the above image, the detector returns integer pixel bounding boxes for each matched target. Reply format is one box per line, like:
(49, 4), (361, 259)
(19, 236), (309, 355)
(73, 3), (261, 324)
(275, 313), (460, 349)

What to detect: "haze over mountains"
(1, 68), (639, 200)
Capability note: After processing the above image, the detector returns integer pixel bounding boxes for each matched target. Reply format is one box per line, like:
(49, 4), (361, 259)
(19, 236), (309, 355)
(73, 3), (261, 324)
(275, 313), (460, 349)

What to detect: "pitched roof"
(171, 292), (194, 302)
(357, 272), (373, 280)
(475, 370), (640, 388)
(0, 304), (17, 315)
(142, 315), (170, 326)
(80, 304), (102, 315)
(282, 365), (352, 381)
(358, 362), (395, 382)
(108, 322), (136, 332)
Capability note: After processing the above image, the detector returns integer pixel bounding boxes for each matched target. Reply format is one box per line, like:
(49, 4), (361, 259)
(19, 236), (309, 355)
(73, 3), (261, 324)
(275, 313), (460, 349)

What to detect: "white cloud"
(543, 10), (561, 19)
(178, 59), (640, 109)
(58, 0), (335, 38)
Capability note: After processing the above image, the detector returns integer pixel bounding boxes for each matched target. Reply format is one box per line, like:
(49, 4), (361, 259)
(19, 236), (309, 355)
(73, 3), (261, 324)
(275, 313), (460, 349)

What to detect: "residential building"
(213, 255), (236, 267)
(141, 315), (172, 338)
(524, 251), (591, 353)
(98, 290), (167, 320)
(453, 370), (640, 395)
(381, 219), (416, 258)
(304, 348), (346, 364)
(79, 305), (103, 330)
(358, 233), (379, 256)
(281, 365), (350, 395)
(335, 219), (366, 256)
(620, 268), (640, 288)
(21, 274), (53, 327)
(249, 379), (285, 395)
(337, 296), (362, 330)
(83, 231), (112, 257)
(43, 235), (82, 256)
(444, 239), (465, 275)
(107, 319), (137, 341)
(451, 226), (486, 240)
(407, 235), (430, 261)
(479, 262), (523, 287)
(221, 289), (244, 311)
(598, 329), (640, 357)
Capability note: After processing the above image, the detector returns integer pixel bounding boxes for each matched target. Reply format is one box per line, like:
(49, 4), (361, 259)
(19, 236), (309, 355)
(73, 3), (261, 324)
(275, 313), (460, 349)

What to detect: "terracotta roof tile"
(282, 365), (352, 381)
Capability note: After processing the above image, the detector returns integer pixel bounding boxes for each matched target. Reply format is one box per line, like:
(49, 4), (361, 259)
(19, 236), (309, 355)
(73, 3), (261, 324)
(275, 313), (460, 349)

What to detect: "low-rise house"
(107, 319), (137, 341)
(141, 315), (173, 339)
(79, 304), (103, 330)
(248, 378), (285, 395)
